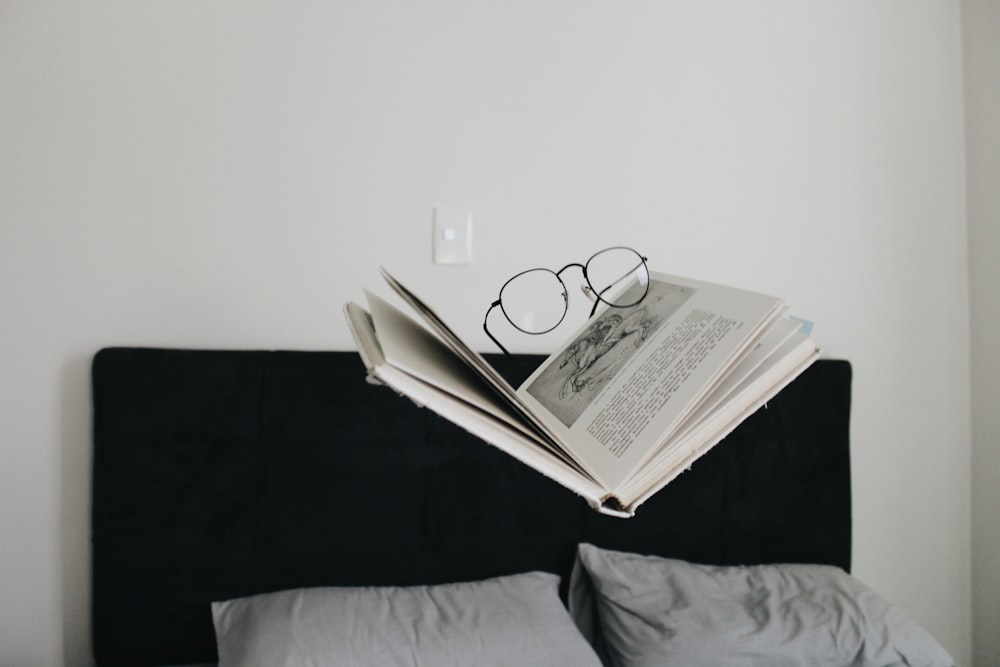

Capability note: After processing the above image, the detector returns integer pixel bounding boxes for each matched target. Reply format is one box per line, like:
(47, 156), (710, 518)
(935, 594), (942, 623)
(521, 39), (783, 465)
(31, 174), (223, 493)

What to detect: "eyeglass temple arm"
(483, 301), (512, 356)
(588, 296), (602, 319)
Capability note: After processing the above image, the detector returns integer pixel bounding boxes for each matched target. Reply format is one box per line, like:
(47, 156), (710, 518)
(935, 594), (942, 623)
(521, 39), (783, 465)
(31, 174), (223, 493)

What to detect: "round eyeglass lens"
(585, 247), (649, 307)
(499, 268), (568, 334)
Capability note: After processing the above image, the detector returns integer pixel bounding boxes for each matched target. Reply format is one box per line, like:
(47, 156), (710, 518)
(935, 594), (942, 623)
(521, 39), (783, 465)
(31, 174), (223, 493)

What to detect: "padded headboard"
(91, 348), (851, 666)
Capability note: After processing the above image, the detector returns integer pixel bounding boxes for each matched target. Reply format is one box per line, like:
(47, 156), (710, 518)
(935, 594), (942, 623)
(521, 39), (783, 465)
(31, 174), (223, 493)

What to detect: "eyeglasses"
(483, 246), (649, 355)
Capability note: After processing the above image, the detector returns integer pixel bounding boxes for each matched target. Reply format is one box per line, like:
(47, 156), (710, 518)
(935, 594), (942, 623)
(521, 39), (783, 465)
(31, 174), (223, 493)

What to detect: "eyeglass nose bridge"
(554, 261), (586, 282)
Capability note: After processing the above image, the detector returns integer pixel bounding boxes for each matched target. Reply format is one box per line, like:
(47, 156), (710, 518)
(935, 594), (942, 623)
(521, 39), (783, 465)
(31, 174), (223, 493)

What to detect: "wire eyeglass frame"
(482, 246), (649, 356)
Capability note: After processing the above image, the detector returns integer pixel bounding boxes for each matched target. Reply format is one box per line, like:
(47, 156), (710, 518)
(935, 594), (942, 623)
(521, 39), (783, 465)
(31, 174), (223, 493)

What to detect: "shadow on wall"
(62, 352), (95, 667)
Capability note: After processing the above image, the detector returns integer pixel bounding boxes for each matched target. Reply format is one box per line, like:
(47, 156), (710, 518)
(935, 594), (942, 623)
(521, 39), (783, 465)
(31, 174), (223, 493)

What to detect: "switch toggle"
(433, 207), (472, 264)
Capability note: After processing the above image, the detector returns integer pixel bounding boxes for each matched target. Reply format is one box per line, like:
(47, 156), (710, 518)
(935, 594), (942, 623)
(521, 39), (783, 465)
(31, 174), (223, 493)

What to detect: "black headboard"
(91, 348), (851, 666)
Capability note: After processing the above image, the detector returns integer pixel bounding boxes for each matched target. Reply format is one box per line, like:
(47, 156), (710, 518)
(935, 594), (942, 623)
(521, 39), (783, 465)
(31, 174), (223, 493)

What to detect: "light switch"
(433, 207), (472, 264)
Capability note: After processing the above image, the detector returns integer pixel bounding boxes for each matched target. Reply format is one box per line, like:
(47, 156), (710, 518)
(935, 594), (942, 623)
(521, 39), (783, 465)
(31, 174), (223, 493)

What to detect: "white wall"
(0, 2), (973, 664)
(964, 1), (1000, 665)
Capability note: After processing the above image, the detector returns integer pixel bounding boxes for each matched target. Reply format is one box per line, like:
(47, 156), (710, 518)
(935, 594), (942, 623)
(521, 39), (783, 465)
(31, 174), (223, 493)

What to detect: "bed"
(90, 348), (952, 666)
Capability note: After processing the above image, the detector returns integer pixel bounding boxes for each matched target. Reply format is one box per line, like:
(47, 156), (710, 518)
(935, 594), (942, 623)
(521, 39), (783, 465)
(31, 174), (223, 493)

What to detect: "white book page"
(514, 272), (785, 491)
(379, 269), (517, 395)
(379, 269), (568, 449)
(618, 335), (819, 506)
(347, 299), (626, 514)
(667, 316), (804, 441)
(365, 290), (578, 462)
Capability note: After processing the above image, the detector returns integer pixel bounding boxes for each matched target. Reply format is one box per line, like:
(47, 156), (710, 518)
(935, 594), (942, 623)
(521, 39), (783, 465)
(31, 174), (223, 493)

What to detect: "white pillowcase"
(212, 571), (601, 667)
(569, 543), (954, 667)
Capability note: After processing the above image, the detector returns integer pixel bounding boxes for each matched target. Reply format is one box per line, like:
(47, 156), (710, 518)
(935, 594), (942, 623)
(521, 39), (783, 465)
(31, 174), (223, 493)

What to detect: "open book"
(344, 269), (820, 517)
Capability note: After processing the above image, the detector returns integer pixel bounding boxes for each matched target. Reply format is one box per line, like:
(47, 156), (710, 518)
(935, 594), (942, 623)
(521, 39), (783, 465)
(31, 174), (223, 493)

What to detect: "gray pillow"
(212, 571), (601, 667)
(568, 543), (954, 667)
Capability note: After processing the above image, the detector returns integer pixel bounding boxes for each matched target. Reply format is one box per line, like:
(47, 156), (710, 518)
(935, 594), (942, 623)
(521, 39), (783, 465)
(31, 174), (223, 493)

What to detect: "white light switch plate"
(433, 207), (472, 264)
